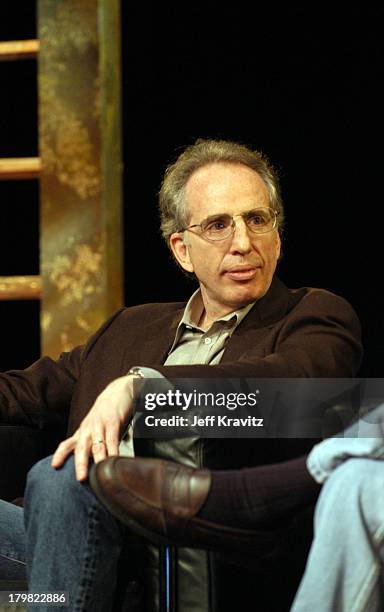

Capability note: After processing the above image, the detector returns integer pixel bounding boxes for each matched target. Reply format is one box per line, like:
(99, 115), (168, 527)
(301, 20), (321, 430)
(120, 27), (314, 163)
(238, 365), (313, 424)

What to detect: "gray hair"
(159, 138), (284, 244)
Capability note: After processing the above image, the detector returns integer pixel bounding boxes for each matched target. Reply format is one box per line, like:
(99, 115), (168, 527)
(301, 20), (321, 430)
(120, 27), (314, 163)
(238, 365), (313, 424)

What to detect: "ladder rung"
(0, 40), (40, 61)
(0, 158), (41, 180)
(0, 276), (41, 300)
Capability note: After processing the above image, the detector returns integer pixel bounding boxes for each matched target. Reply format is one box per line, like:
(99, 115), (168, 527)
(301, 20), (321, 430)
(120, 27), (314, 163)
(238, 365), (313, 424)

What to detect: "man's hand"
(51, 375), (136, 481)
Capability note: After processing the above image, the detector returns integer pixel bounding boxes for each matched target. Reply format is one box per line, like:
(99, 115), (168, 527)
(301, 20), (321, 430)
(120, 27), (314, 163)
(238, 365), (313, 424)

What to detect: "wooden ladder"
(0, 39), (41, 301)
(0, 0), (123, 360)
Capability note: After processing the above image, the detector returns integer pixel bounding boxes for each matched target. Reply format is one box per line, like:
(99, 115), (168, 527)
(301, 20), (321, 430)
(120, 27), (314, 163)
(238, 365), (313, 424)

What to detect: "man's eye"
(206, 219), (228, 232)
(249, 214), (267, 225)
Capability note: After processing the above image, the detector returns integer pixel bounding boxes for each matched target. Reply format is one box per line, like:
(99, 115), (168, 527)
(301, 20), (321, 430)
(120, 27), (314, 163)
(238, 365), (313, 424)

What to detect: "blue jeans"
(0, 499), (26, 589)
(291, 404), (384, 612)
(0, 455), (127, 611)
(291, 458), (384, 612)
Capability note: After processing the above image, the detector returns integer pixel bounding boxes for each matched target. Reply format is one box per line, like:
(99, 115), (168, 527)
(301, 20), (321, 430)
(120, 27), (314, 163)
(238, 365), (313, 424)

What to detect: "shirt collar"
(168, 289), (256, 353)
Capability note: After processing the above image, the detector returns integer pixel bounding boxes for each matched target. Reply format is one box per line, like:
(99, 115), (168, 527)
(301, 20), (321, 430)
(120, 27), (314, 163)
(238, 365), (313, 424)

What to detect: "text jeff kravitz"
(144, 414), (264, 427)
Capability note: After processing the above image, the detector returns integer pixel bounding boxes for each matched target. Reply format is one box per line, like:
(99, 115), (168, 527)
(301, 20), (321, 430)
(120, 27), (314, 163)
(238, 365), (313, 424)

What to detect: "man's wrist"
(128, 367), (146, 380)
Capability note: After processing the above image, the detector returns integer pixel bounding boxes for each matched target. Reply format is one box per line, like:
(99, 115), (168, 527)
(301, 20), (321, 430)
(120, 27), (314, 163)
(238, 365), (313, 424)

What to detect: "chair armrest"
(0, 425), (60, 501)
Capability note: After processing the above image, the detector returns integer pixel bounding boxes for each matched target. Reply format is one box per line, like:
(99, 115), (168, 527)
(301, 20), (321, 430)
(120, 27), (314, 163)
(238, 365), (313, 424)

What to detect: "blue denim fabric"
(291, 458), (384, 612)
(1, 455), (127, 612)
(0, 499), (26, 588)
(307, 403), (384, 484)
(292, 403), (384, 612)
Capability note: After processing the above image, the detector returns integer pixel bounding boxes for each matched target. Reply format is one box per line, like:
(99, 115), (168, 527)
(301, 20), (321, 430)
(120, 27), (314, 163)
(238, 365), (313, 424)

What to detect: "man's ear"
(275, 232), (281, 261)
(169, 232), (194, 273)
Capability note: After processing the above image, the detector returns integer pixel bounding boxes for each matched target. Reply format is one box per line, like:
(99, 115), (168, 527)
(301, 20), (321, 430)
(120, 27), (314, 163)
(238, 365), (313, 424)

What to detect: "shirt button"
(204, 337), (212, 345)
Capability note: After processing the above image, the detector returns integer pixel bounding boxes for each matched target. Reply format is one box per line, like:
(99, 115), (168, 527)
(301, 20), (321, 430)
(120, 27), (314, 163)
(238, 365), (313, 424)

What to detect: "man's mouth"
(223, 265), (260, 281)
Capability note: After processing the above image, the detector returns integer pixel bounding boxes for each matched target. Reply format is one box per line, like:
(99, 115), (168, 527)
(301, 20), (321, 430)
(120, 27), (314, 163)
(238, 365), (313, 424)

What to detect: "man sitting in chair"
(0, 139), (362, 610)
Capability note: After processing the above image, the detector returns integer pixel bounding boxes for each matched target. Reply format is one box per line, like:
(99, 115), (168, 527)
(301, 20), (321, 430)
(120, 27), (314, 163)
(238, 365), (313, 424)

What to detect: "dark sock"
(198, 455), (321, 529)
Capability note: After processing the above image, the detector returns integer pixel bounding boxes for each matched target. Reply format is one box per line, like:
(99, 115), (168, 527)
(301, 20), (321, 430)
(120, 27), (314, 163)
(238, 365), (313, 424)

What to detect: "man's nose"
(229, 217), (252, 253)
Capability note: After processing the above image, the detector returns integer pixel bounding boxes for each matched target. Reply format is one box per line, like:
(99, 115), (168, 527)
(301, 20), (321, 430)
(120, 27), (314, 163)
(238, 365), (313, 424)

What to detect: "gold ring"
(92, 439), (105, 446)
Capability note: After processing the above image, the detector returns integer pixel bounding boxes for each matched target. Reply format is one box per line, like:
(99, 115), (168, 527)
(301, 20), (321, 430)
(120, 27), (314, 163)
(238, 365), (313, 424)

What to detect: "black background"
(0, 4), (383, 374)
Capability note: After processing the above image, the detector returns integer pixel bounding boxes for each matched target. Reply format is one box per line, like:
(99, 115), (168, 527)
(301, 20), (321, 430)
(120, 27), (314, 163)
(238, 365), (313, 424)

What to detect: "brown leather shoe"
(90, 456), (284, 558)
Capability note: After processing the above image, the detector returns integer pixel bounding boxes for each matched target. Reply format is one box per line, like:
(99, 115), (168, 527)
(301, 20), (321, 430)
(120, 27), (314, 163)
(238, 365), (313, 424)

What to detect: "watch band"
(128, 367), (145, 379)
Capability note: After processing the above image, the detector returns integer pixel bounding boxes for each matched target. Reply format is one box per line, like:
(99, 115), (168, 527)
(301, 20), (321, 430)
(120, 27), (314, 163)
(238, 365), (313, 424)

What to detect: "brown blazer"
(0, 277), (362, 436)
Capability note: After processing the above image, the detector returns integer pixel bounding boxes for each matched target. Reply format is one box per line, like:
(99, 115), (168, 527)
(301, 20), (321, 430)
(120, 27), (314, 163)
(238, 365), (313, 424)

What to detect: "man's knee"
(26, 455), (77, 499)
(326, 458), (384, 494)
(317, 458), (384, 527)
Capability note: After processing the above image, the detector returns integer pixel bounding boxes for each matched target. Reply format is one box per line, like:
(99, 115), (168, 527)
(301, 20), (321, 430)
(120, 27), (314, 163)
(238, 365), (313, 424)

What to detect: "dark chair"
(133, 384), (362, 612)
(0, 424), (61, 502)
(0, 424), (144, 611)
(135, 435), (316, 612)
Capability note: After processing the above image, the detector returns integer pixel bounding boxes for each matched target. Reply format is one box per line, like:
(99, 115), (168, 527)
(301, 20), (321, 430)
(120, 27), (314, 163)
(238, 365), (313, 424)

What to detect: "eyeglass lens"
(200, 208), (276, 240)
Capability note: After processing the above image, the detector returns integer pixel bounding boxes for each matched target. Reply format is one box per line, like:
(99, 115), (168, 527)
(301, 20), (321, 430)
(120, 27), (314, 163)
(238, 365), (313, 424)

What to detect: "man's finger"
(91, 439), (107, 463)
(105, 423), (120, 458)
(74, 441), (91, 482)
(51, 436), (77, 468)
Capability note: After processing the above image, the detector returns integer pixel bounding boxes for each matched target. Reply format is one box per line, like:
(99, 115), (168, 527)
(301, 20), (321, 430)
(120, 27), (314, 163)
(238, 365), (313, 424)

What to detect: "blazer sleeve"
(0, 308), (125, 429)
(151, 291), (363, 380)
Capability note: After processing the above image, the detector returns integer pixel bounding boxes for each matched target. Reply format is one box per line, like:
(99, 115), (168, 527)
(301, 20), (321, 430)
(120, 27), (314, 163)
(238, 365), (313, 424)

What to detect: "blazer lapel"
(120, 306), (184, 372)
(221, 277), (290, 362)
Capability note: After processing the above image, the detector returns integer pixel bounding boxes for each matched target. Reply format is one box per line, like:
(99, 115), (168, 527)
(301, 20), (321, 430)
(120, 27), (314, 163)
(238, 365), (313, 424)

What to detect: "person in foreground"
(0, 139), (362, 610)
(90, 403), (384, 612)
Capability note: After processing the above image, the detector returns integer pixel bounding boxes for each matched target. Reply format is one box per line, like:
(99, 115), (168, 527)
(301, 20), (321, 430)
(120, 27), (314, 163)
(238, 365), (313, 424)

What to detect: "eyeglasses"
(179, 207), (279, 242)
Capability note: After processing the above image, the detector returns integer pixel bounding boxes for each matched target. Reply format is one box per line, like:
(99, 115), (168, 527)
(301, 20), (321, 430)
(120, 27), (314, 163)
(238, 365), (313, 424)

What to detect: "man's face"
(170, 162), (281, 320)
